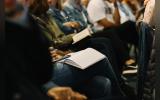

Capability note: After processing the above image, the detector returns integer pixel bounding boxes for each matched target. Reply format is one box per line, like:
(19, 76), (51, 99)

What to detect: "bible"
(58, 48), (106, 70)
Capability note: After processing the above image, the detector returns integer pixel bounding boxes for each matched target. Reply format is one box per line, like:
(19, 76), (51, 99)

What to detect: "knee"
(84, 76), (112, 99)
(52, 63), (73, 80)
(92, 76), (112, 96)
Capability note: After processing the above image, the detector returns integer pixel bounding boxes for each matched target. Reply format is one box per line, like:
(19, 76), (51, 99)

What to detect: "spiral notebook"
(58, 48), (106, 70)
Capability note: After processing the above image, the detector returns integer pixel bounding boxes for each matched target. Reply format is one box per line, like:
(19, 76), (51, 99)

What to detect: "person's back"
(5, 7), (53, 99)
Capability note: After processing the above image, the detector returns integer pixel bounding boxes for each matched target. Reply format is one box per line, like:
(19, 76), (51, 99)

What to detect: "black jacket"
(5, 14), (53, 100)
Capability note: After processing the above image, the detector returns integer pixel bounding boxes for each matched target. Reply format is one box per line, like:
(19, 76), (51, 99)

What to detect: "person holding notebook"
(5, 0), (117, 99)
(28, 0), (125, 99)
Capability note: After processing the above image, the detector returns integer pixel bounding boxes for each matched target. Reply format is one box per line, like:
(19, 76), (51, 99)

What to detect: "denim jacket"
(47, 8), (75, 34)
(63, 5), (90, 32)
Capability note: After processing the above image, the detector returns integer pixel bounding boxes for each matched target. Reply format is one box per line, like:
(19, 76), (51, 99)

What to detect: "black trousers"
(71, 37), (124, 88)
(92, 21), (139, 71)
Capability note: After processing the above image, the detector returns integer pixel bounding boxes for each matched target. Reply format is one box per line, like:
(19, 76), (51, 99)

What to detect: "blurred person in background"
(47, 0), (81, 34)
(5, 0), (88, 100)
(5, 0), (53, 99)
(143, 0), (155, 26)
(62, 0), (139, 72)
(5, 0), (17, 16)
(123, 0), (141, 15)
(116, 0), (136, 23)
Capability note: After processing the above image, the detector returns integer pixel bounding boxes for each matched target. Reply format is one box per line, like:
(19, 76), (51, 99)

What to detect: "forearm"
(55, 33), (75, 48)
(113, 2), (120, 25)
(61, 24), (75, 34)
(98, 18), (116, 28)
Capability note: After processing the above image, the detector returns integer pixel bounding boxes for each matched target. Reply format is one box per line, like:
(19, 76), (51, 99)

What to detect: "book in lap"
(72, 28), (92, 44)
(58, 48), (106, 70)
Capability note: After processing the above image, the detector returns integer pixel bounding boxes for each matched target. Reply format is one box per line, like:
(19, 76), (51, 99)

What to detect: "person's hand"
(50, 49), (72, 60)
(144, 0), (150, 6)
(47, 87), (87, 100)
(63, 22), (80, 28)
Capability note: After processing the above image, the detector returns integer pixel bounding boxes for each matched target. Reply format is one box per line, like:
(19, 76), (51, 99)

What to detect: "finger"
(72, 92), (87, 100)
(47, 92), (60, 100)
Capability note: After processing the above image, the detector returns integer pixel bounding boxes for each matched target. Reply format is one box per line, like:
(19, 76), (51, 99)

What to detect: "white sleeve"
(87, 0), (106, 23)
(143, 0), (155, 25)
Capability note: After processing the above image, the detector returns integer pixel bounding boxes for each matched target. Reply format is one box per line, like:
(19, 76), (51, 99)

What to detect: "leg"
(116, 21), (139, 46)
(77, 76), (111, 99)
(92, 30), (130, 70)
(85, 37), (124, 84)
(52, 58), (123, 96)
(51, 59), (108, 87)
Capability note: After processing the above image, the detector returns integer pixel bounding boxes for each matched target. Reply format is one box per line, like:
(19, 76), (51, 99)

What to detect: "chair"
(137, 21), (155, 100)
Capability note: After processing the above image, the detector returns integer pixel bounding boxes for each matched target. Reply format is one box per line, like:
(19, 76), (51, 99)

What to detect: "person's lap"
(51, 59), (112, 99)
(51, 59), (108, 87)
(52, 57), (122, 95)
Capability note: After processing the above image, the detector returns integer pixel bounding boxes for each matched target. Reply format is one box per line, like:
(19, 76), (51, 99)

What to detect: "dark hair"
(29, 0), (49, 16)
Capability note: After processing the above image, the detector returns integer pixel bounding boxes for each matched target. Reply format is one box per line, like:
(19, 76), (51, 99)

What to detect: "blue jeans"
(49, 58), (121, 99)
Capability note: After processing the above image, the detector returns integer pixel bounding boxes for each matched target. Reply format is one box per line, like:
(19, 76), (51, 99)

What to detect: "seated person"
(86, 0), (138, 66)
(47, 0), (81, 34)
(143, 0), (155, 26)
(87, 0), (138, 45)
(29, 0), (120, 75)
(105, 0), (136, 24)
(31, 0), (136, 97)
(28, 0), (124, 99)
(56, 0), (137, 73)
(5, 0), (115, 100)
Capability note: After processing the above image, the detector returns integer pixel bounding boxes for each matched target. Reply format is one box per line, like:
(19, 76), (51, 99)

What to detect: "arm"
(47, 87), (87, 100)
(97, 2), (120, 27)
(98, 18), (117, 28)
(54, 33), (75, 48)
(113, 1), (121, 26)
(43, 81), (87, 100)
(144, 0), (150, 6)
(63, 21), (80, 29)
(88, 0), (120, 28)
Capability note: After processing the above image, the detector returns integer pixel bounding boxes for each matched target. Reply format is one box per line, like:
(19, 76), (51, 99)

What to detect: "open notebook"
(58, 48), (106, 70)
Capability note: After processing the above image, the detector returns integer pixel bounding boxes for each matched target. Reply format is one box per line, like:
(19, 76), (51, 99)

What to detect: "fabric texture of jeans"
(44, 57), (124, 98)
